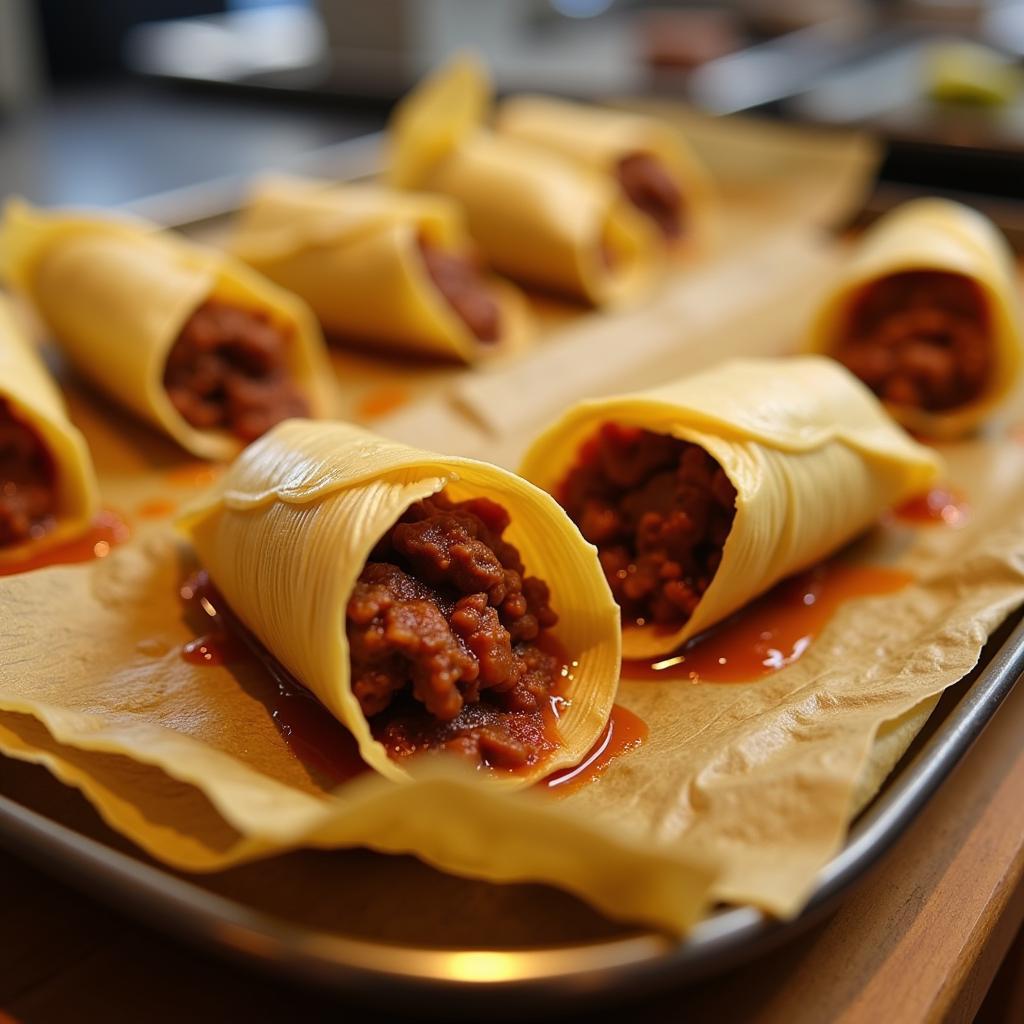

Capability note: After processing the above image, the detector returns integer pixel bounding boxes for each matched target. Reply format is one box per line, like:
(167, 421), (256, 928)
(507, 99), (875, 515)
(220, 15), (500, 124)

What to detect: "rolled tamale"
(521, 356), (942, 659)
(230, 176), (530, 362)
(0, 295), (98, 564)
(388, 56), (659, 307)
(180, 419), (621, 785)
(805, 198), (1023, 438)
(2, 200), (336, 460)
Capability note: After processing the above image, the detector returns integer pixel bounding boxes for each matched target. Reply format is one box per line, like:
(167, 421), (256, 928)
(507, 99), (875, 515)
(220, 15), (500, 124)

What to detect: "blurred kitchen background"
(2, 0), (1024, 208)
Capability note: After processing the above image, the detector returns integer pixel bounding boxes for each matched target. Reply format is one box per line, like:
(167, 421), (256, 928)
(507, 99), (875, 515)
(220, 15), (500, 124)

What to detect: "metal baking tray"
(2, 610), (1021, 1013)
(2, 133), (1024, 1012)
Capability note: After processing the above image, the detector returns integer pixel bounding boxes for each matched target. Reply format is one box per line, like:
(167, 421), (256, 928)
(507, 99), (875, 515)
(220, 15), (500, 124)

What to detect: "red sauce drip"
(136, 498), (177, 519)
(893, 487), (969, 527)
(178, 571), (367, 786)
(543, 704), (648, 795)
(164, 463), (221, 489)
(269, 683), (367, 786)
(356, 386), (411, 422)
(0, 509), (130, 576)
(181, 633), (239, 666)
(626, 563), (913, 683)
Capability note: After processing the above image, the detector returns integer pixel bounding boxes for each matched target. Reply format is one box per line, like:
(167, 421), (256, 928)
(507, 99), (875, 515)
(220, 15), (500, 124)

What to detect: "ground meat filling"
(616, 151), (684, 241)
(834, 270), (992, 412)
(163, 300), (310, 442)
(346, 491), (561, 769)
(0, 400), (57, 548)
(559, 424), (736, 629)
(418, 239), (502, 344)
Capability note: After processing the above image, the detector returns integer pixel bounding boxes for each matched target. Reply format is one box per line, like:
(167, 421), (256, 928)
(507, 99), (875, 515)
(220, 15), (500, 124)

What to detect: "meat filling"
(164, 300), (309, 442)
(616, 151), (684, 241)
(558, 424), (736, 628)
(346, 491), (562, 769)
(834, 270), (992, 412)
(0, 399), (57, 548)
(418, 239), (501, 343)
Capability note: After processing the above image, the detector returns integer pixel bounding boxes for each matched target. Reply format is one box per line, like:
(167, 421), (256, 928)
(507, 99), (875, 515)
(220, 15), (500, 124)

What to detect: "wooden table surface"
(2, 665), (1024, 1024)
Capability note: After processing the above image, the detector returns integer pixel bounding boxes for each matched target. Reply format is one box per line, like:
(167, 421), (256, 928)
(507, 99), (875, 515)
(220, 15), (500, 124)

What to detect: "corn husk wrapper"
(1, 200), (336, 461)
(806, 198), (1024, 439)
(521, 357), (942, 660)
(0, 296), (99, 564)
(230, 176), (531, 363)
(388, 56), (659, 307)
(496, 95), (715, 250)
(179, 418), (622, 786)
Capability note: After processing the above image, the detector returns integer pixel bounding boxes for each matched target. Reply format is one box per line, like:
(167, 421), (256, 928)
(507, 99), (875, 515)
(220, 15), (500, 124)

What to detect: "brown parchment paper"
(5, 113), (1019, 935)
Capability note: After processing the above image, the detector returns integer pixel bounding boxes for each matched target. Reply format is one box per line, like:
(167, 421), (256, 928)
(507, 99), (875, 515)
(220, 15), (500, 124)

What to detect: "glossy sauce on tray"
(627, 562), (913, 683)
(0, 510), (130, 576)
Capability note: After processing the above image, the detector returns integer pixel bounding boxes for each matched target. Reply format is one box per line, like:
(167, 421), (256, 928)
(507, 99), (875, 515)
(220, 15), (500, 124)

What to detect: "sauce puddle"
(164, 463), (222, 489)
(0, 510), (130, 576)
(356, 385), (411, 421)
(182, 633), (239, 666)
(136, 498), (177, 519)
(179, 572), (367, 786)
(626, 563), (913, 683)
(544, 705), (648, 795)
(892, 486), (968, 527)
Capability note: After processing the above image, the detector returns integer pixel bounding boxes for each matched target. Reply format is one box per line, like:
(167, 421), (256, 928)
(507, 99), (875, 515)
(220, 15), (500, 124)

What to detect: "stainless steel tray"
(2, 609), (1021, 1013)
(3, 132), (1023, 1012)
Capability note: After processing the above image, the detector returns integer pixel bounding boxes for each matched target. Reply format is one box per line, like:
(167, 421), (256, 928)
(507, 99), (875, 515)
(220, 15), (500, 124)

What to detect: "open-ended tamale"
(180, 419), (622, 784)
(2, 200), (335, 460)
(521, 357), (942, 659)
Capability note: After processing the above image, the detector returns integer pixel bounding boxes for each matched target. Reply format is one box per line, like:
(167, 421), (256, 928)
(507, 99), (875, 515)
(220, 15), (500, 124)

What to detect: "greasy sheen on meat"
(558, 423), (736, 628)
(163, 300), (309, 442)
(346, 491), (561, 769)
(616, 151), (683, 241)
(0, 399), (56, 548)
(834, 270), (992, 412)
(418, 238), (501, 343)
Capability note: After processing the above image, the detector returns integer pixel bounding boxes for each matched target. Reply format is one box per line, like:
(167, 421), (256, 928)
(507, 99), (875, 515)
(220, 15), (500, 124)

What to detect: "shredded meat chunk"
(559, 423), (736, 628)
(616, 151), (684, 241)
(0, 400), (57, 548)
(346, 492), (561, 769)
(163, 300), (309, 442)
(418, 239), (501, 343)
(834, 270), (992, 412)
